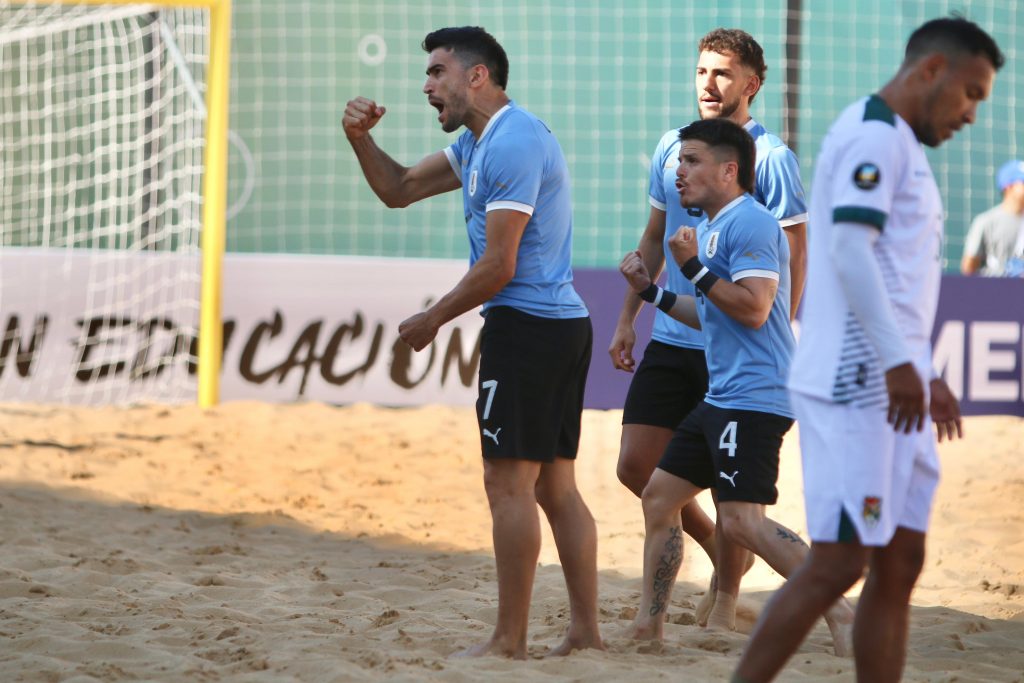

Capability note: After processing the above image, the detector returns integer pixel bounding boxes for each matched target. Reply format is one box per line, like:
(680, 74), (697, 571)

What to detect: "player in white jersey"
(608, 28), (808, 629)
(734, 17), (1003, 683)
(618, 118), (853, 646)
(343, 27), (602, 659)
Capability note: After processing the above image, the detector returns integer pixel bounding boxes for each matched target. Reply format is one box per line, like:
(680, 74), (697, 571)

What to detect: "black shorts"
(476, 306), (592, 462)
(657, 401), (794, 504)
(622, 341), (708, 429)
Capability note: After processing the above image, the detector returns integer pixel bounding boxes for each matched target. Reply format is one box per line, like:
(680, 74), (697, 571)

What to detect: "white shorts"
(792, 391), (940, 547)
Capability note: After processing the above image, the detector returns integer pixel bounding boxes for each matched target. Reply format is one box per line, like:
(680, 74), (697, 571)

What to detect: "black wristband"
(655, 289), (677, 313)
(680, 256), (719, 295)
(637, 283), (678, 313)
(638, 283), (660, 303)
(680, 256), (703, 280)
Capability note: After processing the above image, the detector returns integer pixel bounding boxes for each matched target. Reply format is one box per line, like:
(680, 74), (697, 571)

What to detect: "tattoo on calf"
(775, 526), (808, 546)
(650, 526), (684, 616)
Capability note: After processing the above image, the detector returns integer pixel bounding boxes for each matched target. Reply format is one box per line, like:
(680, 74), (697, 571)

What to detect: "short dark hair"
(698, 28), (767, 104)
(679, 119), (756, 194)
(422, 26), (510, 89)
(904, 16), (1004, 71)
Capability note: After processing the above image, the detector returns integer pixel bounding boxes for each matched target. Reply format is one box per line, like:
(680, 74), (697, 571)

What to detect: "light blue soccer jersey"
(695, 194), (795, 417)
(647, 119), (806, 349)
(444, 102), (587, 319)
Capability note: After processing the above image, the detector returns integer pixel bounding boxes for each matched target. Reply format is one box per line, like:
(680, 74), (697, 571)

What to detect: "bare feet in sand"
(451, 637), (526, 660)
(543, 629), (606, 657)
(705, 591), (738, 632)
(454, 628), (605, 659)
(620, 616), (664, 642)
(695, 572), (719, 627)
(696, 553), (756, 628)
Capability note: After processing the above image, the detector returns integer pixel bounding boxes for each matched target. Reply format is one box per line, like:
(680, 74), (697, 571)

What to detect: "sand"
(0, 401), (1022, 682)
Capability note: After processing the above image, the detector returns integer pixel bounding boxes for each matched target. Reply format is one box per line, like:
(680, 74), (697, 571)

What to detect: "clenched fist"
(668, 226), (698, 266)
(619, 251), (653, 293)
(342, 96), (387, 141)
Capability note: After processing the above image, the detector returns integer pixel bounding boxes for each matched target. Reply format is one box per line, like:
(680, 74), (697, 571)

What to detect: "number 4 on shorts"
(719, 420), (738, 458)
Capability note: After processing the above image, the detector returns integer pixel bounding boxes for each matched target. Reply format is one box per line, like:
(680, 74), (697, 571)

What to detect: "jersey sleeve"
(828, 123), (906, 231)
(758, 145), (807, 227)
(480, 126), (544, 215)
(647, 131), (672, 211)
(443, 133), (467, 184)
(725, 212), (782, 282)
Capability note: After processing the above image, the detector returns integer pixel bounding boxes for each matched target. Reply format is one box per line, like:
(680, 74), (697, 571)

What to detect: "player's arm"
(828, 126), (926, 432)
(762, 146), (809, 318)
(831, 221), (924, 433)
(619, 251), (700, 329)
(783, 222), (807, 317)
(698, 274), (777, 329)
(960, 253), (982, 275)
(343, 96), (461, 208)
(667, 227), (777, 329)
(609, 206), (668, 372)
(399, 209), (526, 351)
(959, 217), (986, 275)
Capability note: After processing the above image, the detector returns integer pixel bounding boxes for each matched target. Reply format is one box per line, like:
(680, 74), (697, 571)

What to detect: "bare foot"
(543, 629), (606, 656)
(696, 553), (756, 626)
(619, 617), (663, 641)
(825, 599), (855, 657)
(695, 573), (717, 627)
(705, 591), (738, 632)
(451, 637), (527, 660)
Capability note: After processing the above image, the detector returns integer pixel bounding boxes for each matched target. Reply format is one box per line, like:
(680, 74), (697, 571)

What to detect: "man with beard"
(734, 16), (1001, 683)
(342, 26), (602, 659)
(608, 28), (808, 631)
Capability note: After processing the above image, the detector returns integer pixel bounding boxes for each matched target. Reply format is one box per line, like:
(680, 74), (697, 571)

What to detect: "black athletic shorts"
(476, 306), (592, 462)
(657, 401), (794, 504)
(622, 341), (708, 429)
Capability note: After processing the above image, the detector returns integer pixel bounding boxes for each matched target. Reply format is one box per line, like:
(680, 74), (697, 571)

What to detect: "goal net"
(0, 1), (209, 404)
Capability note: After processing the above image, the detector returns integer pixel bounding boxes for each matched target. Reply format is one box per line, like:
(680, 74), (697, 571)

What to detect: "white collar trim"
(477, 103), (512, 143)
(709, 194), (749, 225)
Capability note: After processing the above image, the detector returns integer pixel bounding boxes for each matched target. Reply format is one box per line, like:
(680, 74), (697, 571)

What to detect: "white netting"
(229, 1), (1020, 268)
(0, 1), (208, 404)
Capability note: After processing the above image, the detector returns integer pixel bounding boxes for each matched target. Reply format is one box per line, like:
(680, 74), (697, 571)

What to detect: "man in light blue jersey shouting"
(618, 118), (852, 648)
(343, 26), (602, 659)
(608, 29), (808, 629)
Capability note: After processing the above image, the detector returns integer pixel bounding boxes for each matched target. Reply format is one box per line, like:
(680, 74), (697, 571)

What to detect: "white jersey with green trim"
(788, 95), (944, 407)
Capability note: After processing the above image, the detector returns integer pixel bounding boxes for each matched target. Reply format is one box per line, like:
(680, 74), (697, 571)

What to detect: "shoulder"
(660, 127), (683, 146)
(741, 198), (780, 227)
(748, 124), (797, 169)
(500, 106), (550, 137)
(492, 109), (556, 155)
(833, 97), (907, 146)
(751, 126), (790, 155)
(724, 198), (778, 235)
(651, 127), (681, 156)
(972, 206), (1006, 226)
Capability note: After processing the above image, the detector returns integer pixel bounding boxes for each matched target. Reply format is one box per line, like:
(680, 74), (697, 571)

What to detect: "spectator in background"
(960, 159), (1024, 276)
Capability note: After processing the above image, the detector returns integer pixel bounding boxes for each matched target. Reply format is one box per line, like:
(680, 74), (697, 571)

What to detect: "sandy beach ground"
(0, 401), (1022, 682)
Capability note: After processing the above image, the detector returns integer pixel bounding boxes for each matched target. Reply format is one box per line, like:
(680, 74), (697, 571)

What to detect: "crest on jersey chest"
(469, 168), (478, 196)
(705, 231), (720, 259)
